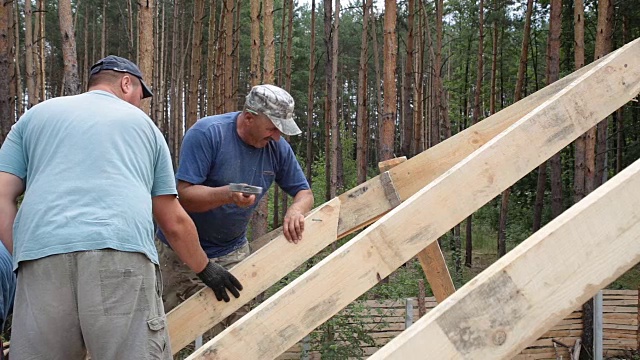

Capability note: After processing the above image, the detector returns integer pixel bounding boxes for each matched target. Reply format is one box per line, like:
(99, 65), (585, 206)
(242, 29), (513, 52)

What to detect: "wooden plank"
(186, 36), (640, 360)
(381, 158), (456, 304)
(416, 241), (456, 303)
(372, 157), (640, 360)
(166, 198), (341, 354)
(378, 157), (407, 173)
(169, 40), (603, 355)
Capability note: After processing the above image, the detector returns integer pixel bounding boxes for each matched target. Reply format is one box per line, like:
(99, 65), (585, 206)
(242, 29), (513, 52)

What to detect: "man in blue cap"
(0, 55), (242, 359)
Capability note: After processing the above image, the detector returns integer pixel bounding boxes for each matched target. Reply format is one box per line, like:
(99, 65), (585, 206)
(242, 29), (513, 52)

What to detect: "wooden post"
(418, 280), (426, 318)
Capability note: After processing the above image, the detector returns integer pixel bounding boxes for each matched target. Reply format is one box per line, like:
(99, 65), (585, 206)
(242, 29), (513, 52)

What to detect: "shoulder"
(190, 112), (239, 133)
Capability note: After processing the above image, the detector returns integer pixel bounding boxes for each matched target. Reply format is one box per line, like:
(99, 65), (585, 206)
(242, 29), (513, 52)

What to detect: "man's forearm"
(178, 182), (234, 213)
(0, 201), (17, 253)
(289, 189), (314, 215)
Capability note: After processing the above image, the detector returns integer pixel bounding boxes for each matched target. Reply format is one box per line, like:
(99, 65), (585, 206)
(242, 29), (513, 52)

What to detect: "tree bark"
(24, 0), (37, 107)
(400, 0), (414, 158)
(379, 0), (397, 162)
(186, 0), (205, 127)
(305, 0), (316, 185)
(0, 0), (11, 143)
(593, 0), (613, 188)
(356, 0), (371, 184)
(498, 0), (533, 258)
(329, 0), (340, 199)
(138, 0), (154, 114)
(224, 0), (235, 112)
(58, 0), (82, 95)
(207, 0), (219, 114)
(547, 0), (562, 219)
(573, 0), (586, 204)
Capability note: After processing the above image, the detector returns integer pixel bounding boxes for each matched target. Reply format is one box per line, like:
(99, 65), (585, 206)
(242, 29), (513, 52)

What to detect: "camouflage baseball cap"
(245, 84), (301, 136)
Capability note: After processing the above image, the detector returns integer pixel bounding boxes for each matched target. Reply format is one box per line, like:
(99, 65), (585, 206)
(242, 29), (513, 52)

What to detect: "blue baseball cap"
(90, 55), (153, 99)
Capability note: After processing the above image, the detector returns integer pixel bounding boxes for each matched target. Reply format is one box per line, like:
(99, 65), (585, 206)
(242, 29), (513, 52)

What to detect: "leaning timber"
(167, 36), (603, 354)
(370, 157), (640, 360)
(186, 38), (640, 359)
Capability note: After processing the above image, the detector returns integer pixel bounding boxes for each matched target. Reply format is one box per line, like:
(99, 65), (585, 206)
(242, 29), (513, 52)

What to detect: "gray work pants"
(10, 249), (171, 360)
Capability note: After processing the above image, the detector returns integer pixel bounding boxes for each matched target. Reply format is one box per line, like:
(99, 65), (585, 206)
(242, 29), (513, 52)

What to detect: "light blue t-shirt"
(0, 90), (176, 270)
(158, 112), (310, 258)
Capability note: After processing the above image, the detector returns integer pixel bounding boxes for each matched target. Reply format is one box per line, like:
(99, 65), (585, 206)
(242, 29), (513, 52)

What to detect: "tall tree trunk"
(101, 0), (106, 58)
(82, 5), (89, 91)
(13, 1), (23, 117)
(126, 0), (135, 58)
(207, 0), (219, 114)
(34, 0), (44, 100)
(467, 0), (485, 259)
(413, 0), (425, 155)
(24, 0), (37, 107)
(400, 0), (414, 157)
(573, 0), (586, 204)
(547, 0), (562, 219)
(58, 0), (82, 95)
(249, 0), (261, 86)
(224, 0), (235, 112)
(329, 0), (340, 199)
(251, 0), (275, 241)
(305, 0), (316, 185)
(323, 0), (332, 201)
(138, 0), (154, 114)
(593, 0), (613, 188)
(498, 0), (533, 258)
(0, 0), (11, 143)
(186, 0), (205, 127)
(379, 0), (397, 162)
(169, 0), (181, 166)
(356, 0), (371, 184)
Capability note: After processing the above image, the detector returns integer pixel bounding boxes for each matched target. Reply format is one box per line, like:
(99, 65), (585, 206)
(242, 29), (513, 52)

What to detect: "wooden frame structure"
(176, 38), (640, 359)
(168, 38), (600, 354)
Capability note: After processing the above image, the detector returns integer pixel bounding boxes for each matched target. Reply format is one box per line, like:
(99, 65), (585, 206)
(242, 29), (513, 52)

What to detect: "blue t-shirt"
(159, 112), (309, 258)
(0, 90), (177, 269)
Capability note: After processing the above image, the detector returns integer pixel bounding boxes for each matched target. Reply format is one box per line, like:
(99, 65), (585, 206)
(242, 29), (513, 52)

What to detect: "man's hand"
(197, 260), (243, 302)
(283, 208), (305, 244)
(230, 190), (256, 208)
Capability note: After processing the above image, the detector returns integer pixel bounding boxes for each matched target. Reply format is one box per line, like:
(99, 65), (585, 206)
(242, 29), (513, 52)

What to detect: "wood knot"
(492, 330), (507, 346)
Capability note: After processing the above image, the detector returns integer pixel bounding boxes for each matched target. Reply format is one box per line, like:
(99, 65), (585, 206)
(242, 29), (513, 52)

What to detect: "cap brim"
(140, 79), (153, 99)
(271, 117), (302, 136)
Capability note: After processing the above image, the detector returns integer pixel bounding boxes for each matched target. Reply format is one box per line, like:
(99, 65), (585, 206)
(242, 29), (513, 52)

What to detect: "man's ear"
(120, 75), (132, 94)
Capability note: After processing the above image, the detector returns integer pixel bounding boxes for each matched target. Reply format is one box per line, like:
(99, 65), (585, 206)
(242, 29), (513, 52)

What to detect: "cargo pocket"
(147, 316), (170, 359)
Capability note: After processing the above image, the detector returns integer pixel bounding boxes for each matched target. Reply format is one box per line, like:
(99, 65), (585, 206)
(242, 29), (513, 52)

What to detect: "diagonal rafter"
(371, 156), (640, 359)
(186, 38), (640, 360)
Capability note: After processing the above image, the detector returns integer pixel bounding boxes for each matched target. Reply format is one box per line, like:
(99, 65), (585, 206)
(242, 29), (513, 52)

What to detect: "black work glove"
(197, 260), (243, 302)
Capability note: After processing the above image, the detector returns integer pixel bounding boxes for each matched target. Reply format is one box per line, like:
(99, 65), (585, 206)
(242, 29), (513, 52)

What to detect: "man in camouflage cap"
(157, 84), (313, 315)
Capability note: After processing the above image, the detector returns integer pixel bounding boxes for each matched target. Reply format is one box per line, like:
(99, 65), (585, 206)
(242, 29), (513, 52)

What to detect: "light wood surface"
(371, 158), (640, 359)
(186, 34), (640, 360)
(167, 198), (341, 353)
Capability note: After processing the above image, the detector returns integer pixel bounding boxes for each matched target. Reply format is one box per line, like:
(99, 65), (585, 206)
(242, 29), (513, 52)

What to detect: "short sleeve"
(275, 140), (310, 196)
(0, 116), (28, 179)
(176, 127), (215, 185)
(151, 128), (177, 197)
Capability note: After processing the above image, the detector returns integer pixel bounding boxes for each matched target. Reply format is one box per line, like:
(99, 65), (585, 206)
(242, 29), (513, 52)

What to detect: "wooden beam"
(169, 43), (603, 353)
(380, 157), (456, 303)
(186, 38), (640, 360)
(416, 243), (455, 303)
(370, 157), (640, 360)
(167, 198), (341, 353)
(378, 157), (407, 173)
